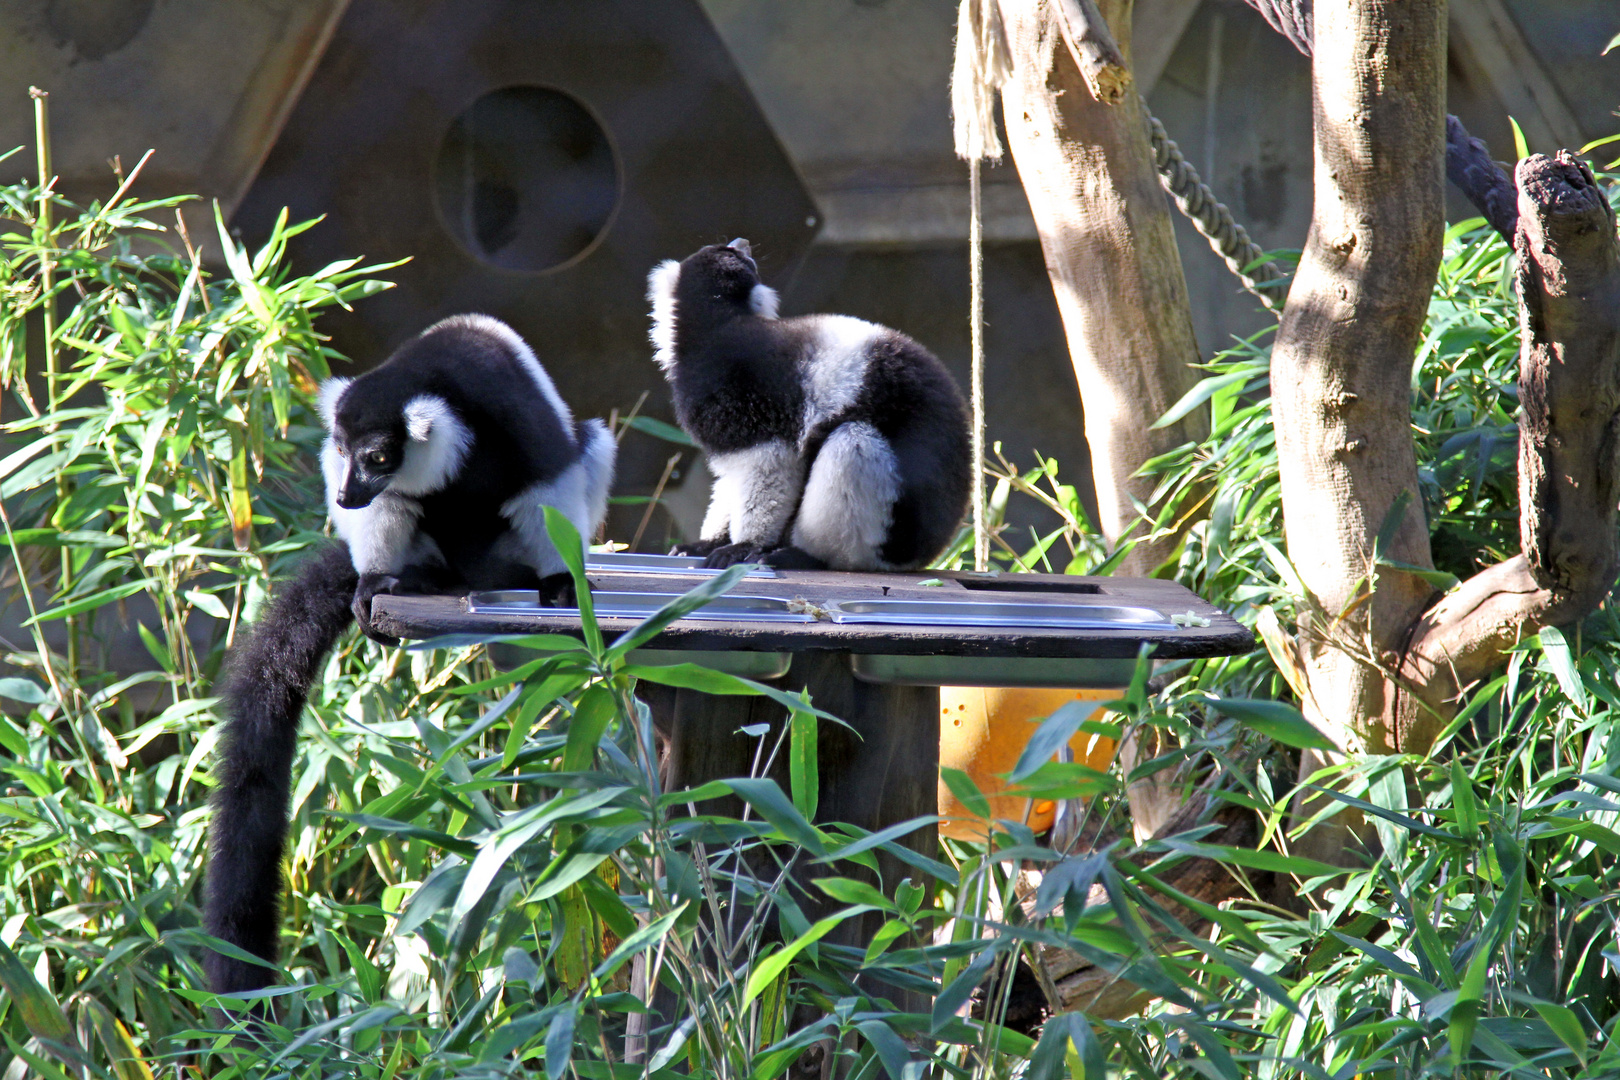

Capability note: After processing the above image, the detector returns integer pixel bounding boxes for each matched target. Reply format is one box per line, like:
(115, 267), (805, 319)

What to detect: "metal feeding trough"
(467, 590), (812, 622)
(584, 552), (776, 578)
(828, 598), (1179, 631)
(383, 566), (1251, 687)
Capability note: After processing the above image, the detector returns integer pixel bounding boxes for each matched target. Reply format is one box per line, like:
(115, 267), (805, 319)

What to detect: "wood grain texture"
(996, 0), (1209, 576)
(1401, 152), (1620, 750)
(1268, 0), (1446, 757)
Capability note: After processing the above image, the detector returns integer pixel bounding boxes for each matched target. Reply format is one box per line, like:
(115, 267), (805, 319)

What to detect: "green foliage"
(4, 137), (1620, 1080)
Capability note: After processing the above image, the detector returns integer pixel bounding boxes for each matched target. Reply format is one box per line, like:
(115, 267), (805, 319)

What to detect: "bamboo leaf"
(742, 907), (872, 1005)
(0, 940), (77, 1054)
(726, 777), (827, 854)
(1198, 695), (1337, 750)
(790, 705), (818, 820)
(1008, 699), (1099, 782)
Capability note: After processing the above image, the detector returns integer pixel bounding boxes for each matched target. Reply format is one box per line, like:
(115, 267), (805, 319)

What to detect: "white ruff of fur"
(647, 260), (682, 373)
(704, 440), (802, 547)
(426, 313), (575, 432)
(393, 394), (472, 496)
(501, 419), (618, 577)
(798, 315), (883, 442)
(322, 437), (431, 575)
(317, 377), (353, 431)
(749, 283), (780, 319)
(791, 422), (899, 570)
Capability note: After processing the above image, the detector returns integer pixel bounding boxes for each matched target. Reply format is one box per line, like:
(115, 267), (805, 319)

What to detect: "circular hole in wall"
(433, 86), (618, 272)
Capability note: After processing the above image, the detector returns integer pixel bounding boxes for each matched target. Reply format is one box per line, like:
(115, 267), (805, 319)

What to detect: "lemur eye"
(367, 451), (388, 468)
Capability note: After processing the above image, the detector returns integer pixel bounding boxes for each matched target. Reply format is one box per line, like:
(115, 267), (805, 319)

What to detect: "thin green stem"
(32, 87), (80, 681)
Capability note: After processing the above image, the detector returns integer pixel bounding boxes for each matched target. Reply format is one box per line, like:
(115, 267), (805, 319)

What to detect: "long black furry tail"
(204, 542), (358, 995)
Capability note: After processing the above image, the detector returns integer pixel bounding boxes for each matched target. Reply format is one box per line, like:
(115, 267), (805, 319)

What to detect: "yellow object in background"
(938, 686), (1119, 839)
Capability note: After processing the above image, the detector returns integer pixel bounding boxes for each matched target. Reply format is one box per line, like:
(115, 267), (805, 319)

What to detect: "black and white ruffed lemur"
(647, 239), (971, 571)
(203, 314), (615, 994)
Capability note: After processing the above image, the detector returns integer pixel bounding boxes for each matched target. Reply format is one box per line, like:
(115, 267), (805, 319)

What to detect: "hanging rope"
(967, 159), (990, 572)
(952, 0), (1008, 573)
(1143, 99), (1289, 311)
(952, 2), (1289, 326)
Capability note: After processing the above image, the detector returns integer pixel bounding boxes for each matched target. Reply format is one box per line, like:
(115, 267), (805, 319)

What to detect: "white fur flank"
(706, 440), (803, 547)
(323, 437), (432, 574)
(392, 394), (472, 496)
(500, 419), (617, 577)
(425, 313), (574, 429)
(749, 283), (780, 319)
(790, 422), (899, 571)
(797, 315), (883, 442)
(318, 377), (352, 431)
(700, 469), (736, 540)
(647, 259), (682, 372)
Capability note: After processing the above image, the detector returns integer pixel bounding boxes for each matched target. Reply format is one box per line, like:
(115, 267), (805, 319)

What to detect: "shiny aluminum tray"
(466, 590), (814, 622)
(829, 599), (1178, 630)
(585, 552), (775, 578)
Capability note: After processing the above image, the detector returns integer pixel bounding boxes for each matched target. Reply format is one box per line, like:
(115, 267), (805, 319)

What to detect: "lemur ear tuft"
(402, 395), (454, 442)
(749, 283), (780, 319)
(318, 377), (353, 431)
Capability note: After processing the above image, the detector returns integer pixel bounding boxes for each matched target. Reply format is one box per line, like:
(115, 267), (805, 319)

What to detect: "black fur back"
(656, 244), (971, 569)
(333, 317), (587, 591)
(858, 333), (972, 568)
(203, 543), (358, 994)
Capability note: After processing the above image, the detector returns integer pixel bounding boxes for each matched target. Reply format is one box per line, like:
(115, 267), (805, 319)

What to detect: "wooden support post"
(660, 652), (940, 1009)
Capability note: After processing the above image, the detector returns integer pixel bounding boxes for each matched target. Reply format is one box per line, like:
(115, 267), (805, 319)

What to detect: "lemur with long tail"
(204, 314), (614, 994)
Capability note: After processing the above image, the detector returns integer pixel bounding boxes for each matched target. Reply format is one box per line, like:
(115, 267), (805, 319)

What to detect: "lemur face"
(330, 414), (404, 510)
(678, 238), (761, 310)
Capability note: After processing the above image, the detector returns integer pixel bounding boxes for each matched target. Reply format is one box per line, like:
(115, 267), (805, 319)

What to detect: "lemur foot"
(703, 542), (768, 569)
(353, 573), (402, 646)
(671, 537), (730, 559)
(762, 546), (829, 571)
(538, 572), (576, 607)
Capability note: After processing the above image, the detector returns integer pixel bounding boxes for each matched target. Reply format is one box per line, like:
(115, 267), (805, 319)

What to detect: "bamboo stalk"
(31, 88), (80, 683)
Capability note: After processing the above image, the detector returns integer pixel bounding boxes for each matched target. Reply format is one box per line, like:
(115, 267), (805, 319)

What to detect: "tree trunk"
(1240, 0), (1620, 778)
(997, 0), (1206, 575)
(1269, 0), (1447, 767)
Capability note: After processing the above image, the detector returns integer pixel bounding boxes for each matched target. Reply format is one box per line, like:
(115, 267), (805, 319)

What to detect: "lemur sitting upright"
(648, 240), (971, 571)
(203, 314), (614, 995)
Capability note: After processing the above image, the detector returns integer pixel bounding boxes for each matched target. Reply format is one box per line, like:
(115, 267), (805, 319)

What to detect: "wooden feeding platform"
(371, 557), (1253, 991)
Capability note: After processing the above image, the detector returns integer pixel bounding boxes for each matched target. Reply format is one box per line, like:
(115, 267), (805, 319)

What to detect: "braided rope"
(1143, 96), (1289, 312)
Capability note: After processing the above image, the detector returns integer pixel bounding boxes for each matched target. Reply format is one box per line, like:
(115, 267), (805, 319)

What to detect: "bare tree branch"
(1050, 0), (1132, 104)
(997, 0), (1208, 576)
(1445, 114), (1519, 240)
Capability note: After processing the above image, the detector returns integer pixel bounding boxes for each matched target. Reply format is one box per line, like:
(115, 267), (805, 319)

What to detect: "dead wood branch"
(1050, 0), (1131, 104)
(1402, 152), (1620, 748)
(1445, 114), (1519, 241)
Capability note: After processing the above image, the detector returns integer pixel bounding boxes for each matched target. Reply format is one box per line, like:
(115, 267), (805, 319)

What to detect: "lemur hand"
(703, 542), (768, 569)
(670, 536), (730, 559)
(538, 572), (577, 607)
(352, 573), (403, 646)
